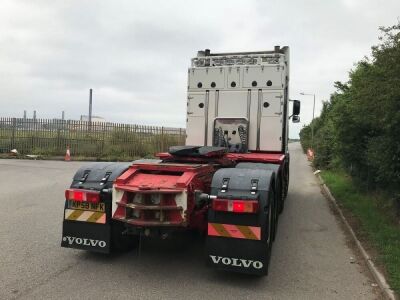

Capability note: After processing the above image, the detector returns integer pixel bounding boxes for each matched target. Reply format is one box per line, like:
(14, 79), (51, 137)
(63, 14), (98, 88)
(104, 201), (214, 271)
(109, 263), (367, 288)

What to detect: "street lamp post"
(300, 92), (316, 149)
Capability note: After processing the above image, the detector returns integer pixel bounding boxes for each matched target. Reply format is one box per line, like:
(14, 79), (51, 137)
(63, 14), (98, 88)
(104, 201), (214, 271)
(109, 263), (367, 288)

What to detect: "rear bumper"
(61, 220), (111, 254)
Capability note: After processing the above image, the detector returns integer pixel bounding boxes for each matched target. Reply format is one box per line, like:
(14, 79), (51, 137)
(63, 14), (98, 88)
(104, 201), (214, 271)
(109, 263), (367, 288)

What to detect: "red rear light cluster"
(212, 199), (259, 214)
(65, 189), (100, 203)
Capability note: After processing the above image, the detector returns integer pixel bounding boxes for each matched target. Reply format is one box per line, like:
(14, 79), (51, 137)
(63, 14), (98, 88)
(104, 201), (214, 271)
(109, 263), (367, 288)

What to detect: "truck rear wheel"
(279, 161), (289, 214)
(264, 188), (274, 275)
(283, 161), (289, 199)
(272, 177), (282, 240)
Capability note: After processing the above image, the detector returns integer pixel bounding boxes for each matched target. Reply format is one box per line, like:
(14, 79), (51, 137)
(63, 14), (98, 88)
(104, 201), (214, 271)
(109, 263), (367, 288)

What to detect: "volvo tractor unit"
(61, 46), (300, 275)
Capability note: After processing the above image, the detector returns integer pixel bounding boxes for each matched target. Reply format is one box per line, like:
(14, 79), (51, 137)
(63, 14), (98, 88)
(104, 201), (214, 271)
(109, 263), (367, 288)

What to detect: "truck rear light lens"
(212, 199), (258, 214)
(86, 192), (100, 203)
(232, 201), (245, 212)
(65, 189), (100, 203)
(232, 200), (259, 213)
(212, 199), (229, 211)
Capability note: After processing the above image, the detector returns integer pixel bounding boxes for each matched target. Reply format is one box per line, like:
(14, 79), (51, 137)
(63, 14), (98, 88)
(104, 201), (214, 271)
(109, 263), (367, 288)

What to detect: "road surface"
(0, 143), (379, 299)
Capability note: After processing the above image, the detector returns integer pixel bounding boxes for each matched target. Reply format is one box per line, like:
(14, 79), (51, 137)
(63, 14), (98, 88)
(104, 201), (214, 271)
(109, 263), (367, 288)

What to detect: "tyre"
(279, 162), (289, 214)
(264, 188), (274, 275)
(277, 173), (285, 214)
(283, 161), (290, 199)
(271, 203), (276, 242)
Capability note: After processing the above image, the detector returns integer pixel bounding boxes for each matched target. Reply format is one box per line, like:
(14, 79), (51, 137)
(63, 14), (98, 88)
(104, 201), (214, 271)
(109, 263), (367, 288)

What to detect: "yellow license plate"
(67, 200), (105, 212)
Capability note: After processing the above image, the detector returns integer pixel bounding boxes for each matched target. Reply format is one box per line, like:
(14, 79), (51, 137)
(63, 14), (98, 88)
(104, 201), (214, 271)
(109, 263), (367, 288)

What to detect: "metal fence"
(0, 117), (186, 158)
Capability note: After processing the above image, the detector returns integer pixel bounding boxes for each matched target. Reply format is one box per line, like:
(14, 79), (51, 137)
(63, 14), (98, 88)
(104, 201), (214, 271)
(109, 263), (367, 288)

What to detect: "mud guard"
(206, 168), (275, 275)
(207, 237), (269, 275)
(62, 221), (111, 253)
(61, 162), (131, 253)
(236, 162), (283, 215)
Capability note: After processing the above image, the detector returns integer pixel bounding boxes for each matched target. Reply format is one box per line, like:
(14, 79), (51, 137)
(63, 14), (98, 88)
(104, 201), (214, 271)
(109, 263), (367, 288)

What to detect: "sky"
(0, 0), (399, 138)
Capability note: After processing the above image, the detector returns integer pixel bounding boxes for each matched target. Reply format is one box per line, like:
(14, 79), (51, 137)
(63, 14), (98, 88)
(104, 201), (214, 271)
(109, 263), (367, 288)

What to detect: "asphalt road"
(0, 143), (380, 300)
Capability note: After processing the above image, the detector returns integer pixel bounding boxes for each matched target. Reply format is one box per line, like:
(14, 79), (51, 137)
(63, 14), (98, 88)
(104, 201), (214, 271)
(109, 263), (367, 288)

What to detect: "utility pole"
(62, 111), (65, 120)
(312, 94), (315, 149)
(88, 89), (93, 131)
(89, 89), (93, 124)
(300, 92), (316, 149)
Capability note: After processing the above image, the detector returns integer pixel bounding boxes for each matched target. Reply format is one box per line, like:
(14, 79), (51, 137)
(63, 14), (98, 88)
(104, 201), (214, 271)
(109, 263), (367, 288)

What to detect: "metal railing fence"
(0, 117), (186, 158)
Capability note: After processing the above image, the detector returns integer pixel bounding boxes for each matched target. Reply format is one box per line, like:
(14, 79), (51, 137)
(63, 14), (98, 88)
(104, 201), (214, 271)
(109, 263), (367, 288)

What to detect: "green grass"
(321, 170), (400, 293)
(0, 130), (184, 158)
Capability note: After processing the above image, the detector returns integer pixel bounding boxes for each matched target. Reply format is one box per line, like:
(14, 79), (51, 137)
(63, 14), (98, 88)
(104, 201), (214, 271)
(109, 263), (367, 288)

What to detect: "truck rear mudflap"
(206, 236), (268, 275)
(62, 221), (111, 254)
(61, 162), (131, 254)
(206, 167), (275, 276)
(61, 188), (113, 254)
(206, 214), (270, 275)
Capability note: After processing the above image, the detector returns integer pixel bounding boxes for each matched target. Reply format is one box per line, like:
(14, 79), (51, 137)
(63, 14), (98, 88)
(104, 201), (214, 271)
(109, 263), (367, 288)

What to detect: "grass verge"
(321, 170), (400, 294)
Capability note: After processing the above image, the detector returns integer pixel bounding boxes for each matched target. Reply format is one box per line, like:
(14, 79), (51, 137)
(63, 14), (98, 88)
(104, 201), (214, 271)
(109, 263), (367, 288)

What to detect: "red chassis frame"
(112, 152), (286, 232)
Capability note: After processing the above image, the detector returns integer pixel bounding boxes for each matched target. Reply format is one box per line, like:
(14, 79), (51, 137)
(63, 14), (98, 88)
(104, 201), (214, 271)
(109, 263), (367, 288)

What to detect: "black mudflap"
(61, 162), (132, 254)
(61, 221), (111, 254)
(206, 237), (268, 275)
(206, 167), (275, 276)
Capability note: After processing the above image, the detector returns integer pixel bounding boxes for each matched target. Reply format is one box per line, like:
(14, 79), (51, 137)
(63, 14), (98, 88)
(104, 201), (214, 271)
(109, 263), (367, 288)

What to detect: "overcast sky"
(1, 0), (399, 138)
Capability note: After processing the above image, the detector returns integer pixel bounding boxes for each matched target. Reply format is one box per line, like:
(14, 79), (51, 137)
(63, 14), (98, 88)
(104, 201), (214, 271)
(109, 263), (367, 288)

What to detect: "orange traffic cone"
(65, 145), (71, 161)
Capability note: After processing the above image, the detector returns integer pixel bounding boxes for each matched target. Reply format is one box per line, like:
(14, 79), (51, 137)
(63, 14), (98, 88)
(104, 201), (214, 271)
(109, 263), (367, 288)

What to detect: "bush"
(300, 22), (400, 193)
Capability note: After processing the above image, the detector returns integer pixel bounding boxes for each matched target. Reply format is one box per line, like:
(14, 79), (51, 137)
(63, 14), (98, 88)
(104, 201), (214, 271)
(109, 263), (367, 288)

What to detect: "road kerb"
(316, 174), (396, 300)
